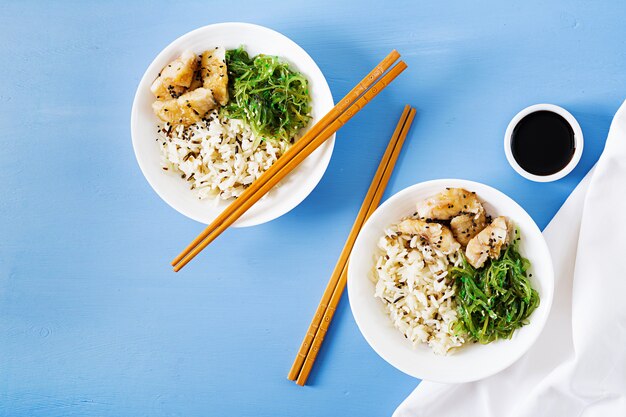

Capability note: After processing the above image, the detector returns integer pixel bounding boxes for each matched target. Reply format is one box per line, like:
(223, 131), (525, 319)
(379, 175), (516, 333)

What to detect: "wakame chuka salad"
(451, 229), (540, 344)
(222, 47), (312, 142)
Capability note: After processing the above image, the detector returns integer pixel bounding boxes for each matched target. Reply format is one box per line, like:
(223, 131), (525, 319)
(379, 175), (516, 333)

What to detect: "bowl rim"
(130, 22), (335, 227)
(504, 103), (583, 183)
(347, 178), (555, 383)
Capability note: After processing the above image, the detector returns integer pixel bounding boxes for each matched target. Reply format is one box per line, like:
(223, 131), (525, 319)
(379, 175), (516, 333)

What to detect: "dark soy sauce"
(511, 110), (575, 176)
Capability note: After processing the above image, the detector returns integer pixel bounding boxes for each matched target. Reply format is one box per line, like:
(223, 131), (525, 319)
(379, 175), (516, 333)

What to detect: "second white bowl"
(348, 179), (554, 383)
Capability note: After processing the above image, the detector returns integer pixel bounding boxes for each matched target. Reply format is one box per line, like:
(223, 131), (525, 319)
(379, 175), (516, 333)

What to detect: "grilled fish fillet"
(151, 50), (197, 100)
(416, 188), (484, 221)
(465, 216), (510, 268)
(450, 210), (487, 247)
(398, 219), (461, 255)
(152, 87), (216, 126)
(201, 48), (229, 106)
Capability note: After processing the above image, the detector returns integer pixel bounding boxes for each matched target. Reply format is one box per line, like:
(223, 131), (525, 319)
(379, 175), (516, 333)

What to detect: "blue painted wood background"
(1, 1), (625, 416)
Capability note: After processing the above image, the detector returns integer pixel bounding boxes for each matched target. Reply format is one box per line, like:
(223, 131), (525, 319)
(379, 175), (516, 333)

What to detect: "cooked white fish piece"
(151, 50), (197, 100)
(450, 210), (487, 247)
(189, 76), (203, 90)
(416, 188), (484, 221)
(188, 66), (204, 90)
(465, 216), (510, 269)
(152, 87), (216, 126)
(201, 48), (229, 106)
(398, 219), (461, 255)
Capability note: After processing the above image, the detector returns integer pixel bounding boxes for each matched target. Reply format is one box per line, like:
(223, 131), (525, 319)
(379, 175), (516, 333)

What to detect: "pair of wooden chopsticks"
(288, 105), (416, 386)
(171, 50), (407, 272)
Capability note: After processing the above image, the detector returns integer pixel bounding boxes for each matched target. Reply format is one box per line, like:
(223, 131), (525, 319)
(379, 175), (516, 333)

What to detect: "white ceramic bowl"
(504, 103), (583, 183)
(131, 23), (335, 227)
(348, 179), (554, 383)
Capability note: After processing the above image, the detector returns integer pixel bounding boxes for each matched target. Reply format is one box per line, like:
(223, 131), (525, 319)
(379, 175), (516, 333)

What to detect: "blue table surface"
(1, 1), (625, 416)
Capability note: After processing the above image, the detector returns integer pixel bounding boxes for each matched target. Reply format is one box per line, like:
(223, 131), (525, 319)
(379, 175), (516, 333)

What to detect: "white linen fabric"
(394, 100), (626, 417)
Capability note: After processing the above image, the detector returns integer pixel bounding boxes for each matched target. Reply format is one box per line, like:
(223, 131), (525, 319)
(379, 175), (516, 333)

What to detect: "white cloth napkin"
(394, 100), (626, 417)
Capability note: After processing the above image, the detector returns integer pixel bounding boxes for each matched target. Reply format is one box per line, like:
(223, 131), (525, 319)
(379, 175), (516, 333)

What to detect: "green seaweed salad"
(451, 229), (540, 344)
(221, 47), (312, 143)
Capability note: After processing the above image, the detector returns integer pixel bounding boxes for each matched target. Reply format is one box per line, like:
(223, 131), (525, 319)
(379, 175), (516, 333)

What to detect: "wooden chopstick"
(286, 105), (413, 381)
(171, 50), (401, 269)
(294, 106), (416, 386)
(172, 60), (408, 272)
(295, 107), (416, 385)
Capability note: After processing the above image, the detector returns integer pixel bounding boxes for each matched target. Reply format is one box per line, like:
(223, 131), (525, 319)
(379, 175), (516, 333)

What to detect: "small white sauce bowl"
(504, 104), (583, 182)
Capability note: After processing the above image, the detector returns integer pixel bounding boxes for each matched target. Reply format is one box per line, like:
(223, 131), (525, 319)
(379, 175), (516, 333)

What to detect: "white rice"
(157, 110), (290, 200)
(372, 218), (465, 355)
